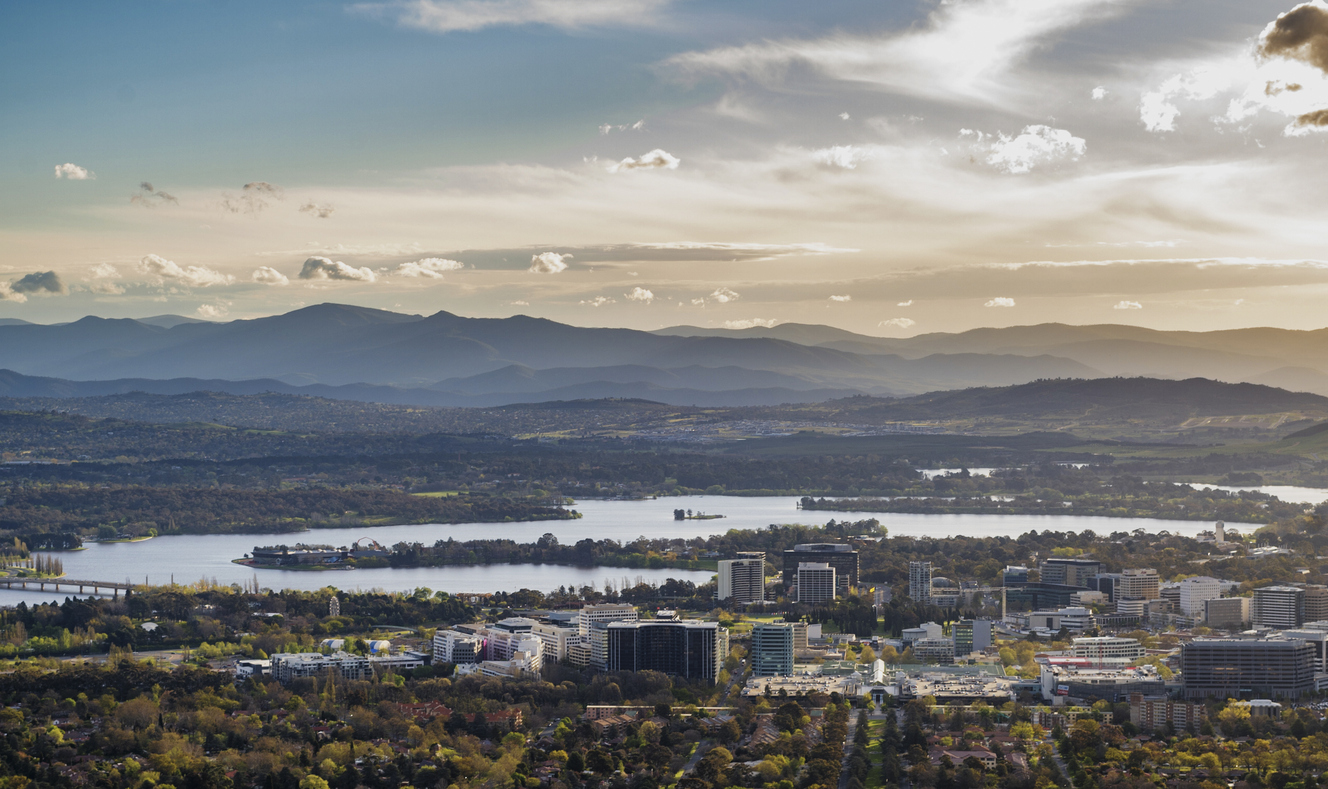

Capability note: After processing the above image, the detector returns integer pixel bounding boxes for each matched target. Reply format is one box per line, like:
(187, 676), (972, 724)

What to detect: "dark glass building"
(606, 620), (729, 684)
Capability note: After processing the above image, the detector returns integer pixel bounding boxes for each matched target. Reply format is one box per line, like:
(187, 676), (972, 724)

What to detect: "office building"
(1205, 596), (1251, 629)
(1039, 558), (1102, 588)
(909, 561), (933, 604)
(1002, 565), (1029, 585)
(718, 555), (766, 603)
(1253, 586), (1305, 629)
(751, 621), (795, 677)
(1005, 583), (1085, 611)
(782, 544), (859, 593)
(913, 638), (955, 665)
(1117, 569), (1159, 601)
(1069, 636), (1145, 666)
(1306, 585), (1328, 622)
(531, 620), (579, 663)
(930, 577), (960, 608)
(797, 562), (837, 604)
(578, 603), (638, 635)
(1025, 606), (1096, 632)
(433, 630), (483, 664)
(1178, 576), (1221, 617)
(902, 621), (944, 644)
(953, 619), (992, 656)
(1280, 628), (1328, 671)
(1039, 662), (1165, 703)
(606, 620), (729, 684)
(1181, 638), (1316, 699)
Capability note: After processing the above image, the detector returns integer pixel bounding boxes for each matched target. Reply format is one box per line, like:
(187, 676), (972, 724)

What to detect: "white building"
(902, 622), (944, 644)
(1069, 636), (1145, 666)
(913, 637), (956, 664)
(270, 651), (372, 684)
(531, 621), (579, 663)
(909, 561), (933, 604)
(718, 554), (766, 603)
(578, 603), (638, 635)
(433, 630), (483, 664)
(797, 562), (837, 604)
(1026, 607), (1096, 632)
(1179, 576), (1222, 618)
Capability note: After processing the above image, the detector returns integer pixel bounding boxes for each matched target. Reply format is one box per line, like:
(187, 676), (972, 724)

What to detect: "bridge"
(0, 577), (133, 597)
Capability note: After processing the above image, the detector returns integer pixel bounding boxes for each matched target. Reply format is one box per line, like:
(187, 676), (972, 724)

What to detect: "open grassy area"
(410, 490), (461, 498)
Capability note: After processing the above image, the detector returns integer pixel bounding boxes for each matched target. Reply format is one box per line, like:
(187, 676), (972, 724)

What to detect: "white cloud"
(667, 0), (1131, 106)
(196, 303), (229, 320)
(529, 252), (570, 274)
(1113, 300), (1143, 310)
(839, 112), (851, 120)
(252, 266), (291, 286)
(89, 282), (125, 295)
(297, 256), (378, 282)
(723, 318), (778, 329)
(879, 317), (916, 329)
(511, 300), (530, 306)
(1140, 68), (1234, 132)
(1091, 86), (1107, 100)
(299, 203), (335, 218)
(812, 145), (871, 170)
(896, 299), (913, 307)
(709, 287), (739, 303)
(580, 296), (615, 307)
(600, 119), (645, 134)
(967, 125), (1086, 174)
(357, 0), (675, 33)
(985, 297), (1016, 307)
(0, 283), (25, 303)
(90, 263), (119, 279)
(395, 257), (465, 278)
(53, 162), (94, 180)
(608, 149), (680, 173)
(829, 294), (851, 302)
(626, 286), (654, 302)
(138, 254), (235, 287)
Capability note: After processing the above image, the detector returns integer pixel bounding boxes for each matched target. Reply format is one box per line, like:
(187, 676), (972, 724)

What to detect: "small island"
(672, 508), (724, 521)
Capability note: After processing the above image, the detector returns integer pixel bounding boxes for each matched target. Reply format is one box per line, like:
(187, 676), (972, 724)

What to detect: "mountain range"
(0, 303), (1325, 407)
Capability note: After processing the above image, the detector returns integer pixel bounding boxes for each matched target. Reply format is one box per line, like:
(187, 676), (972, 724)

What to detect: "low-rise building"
(913, 638), (956, 665)
(270, 651), (372, 684)
(1068, 636), (1145, 666)
(1039, 661), (1165, 702)
(1129, 692), (1207, 732)
(743, 673), (862, 699)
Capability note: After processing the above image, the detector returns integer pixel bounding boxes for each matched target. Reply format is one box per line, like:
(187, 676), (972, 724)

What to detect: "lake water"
(1202, 485), (1328, 506)
(1, 495), (1258, 606)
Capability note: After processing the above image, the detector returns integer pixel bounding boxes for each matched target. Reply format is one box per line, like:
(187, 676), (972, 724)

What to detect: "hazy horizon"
(5, 0), (1328, 335)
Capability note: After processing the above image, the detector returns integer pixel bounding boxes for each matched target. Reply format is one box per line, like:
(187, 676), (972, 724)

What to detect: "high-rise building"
(606, 620), (729, 684)
(1181, 638), (1316, 699)
(718, 555), (766, 603)
(1178, 576), (1221, 617)
(953, 619), (992, 656)
(751, 621), (795, 677)
(1040, 558), (1102, 588)
(1253, 586), (1305, 629)
(1305, 585), (1328, 623)
(433, 630), (484, 664)
(797, 563), (837, 604)
(909, 561), (933, 604)
(782, 544), (858, 593)
(1117, 569), (1159, 601)
(1204, 597), (1251, 629)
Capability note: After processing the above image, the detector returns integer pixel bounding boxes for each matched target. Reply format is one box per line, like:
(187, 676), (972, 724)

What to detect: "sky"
(3, 0), (1328, 335)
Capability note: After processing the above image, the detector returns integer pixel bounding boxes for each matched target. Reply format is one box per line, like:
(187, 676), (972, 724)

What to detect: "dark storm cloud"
(1259, 2), (1328, 72)
(10, 271), (67, 295)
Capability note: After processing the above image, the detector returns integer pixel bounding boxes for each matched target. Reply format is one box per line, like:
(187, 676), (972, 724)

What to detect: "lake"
(1, 494), (1260, 606)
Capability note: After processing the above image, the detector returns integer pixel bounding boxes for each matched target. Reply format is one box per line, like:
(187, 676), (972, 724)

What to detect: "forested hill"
(806, 377), (1328, 422)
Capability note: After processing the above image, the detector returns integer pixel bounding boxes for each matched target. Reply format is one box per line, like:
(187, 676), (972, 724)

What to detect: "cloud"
(1091, 86), (1107, 100)
(723, 318), (778, 329)
(138, 254), (234, 287)
(626, 286), (654, 303)
(608, 149), (680, 172)
(90, 263), (120, 279)
(839, 112), (851, 120)
(1259, 2), (1328, 73)
(812, 145), (871, 170)
(130, 182), (178, 207)
(879, 317), (916, 329)
(667, 0), (1131, 106)
(829, 294), (851, 302)
(708, 287), (739, 303)
(221, 181), (283, 215)
(964, 125), (1086, 174)
(298, 257), (378, 282)
(1139, 69), (1232, 132)
(984, 297), (1016, 307)
(0, 284), (24, 303)
(299, 202), (335, 218)
(529, 252), (570, 274)
(252, 266), (290, 286)
(355, 0), (675, 33)
(600, 119), (645, 134)
(53, 162), (94, 180)
(10, 271), (67, 296)
(1113, 300), (1143, 310)
(395, 258), (464, 278)
(510, 300), (530, 306)
(196, 304), (229, 320)
(580, 296), (615, 307)
(896, 300), (913, 307)
(89, 282), (126, 295)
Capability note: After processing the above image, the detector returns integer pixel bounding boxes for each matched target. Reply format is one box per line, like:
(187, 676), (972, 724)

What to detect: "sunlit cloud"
(395, 258), (465, 278)
(196, 303), (230, 320)
(138, 254), (234, 287)
(723, 318), (778, 329)
(608, 149), (680, 173)
(829, 294), (851, 302)
(580, 296), (615, 307)
(53, 163), (94, 180)
(879, 317), (916, 329)
(355, 0), (677, 34)
(298, 256), (377, 282)
(529, 252), (570, 274)
(962, 126), (1086, 174)
(626, 286), (654, 303)
(985, 297), (1016, 307)
(252, 266), (290, 286)
(1113, 300), (1143, 310)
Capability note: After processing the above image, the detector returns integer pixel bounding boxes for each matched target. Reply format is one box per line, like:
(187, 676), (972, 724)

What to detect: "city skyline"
(4, 0), (1328, 334)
